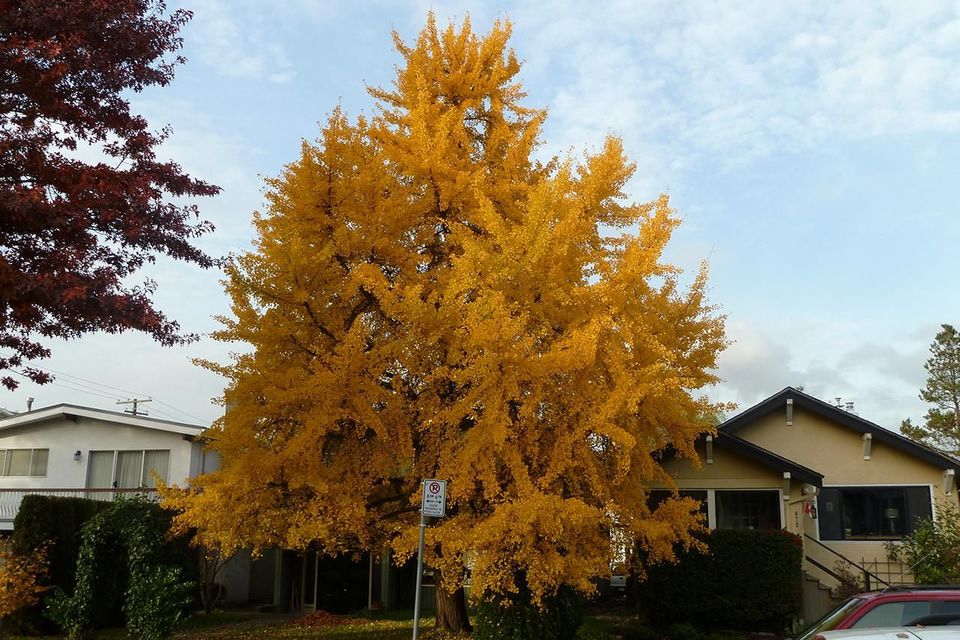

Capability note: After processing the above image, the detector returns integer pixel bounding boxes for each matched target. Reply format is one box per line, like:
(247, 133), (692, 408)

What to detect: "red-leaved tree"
(0, 0), (219, 389)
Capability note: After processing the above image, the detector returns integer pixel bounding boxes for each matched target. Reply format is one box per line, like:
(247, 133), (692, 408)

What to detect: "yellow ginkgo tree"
(163, 13), (728, 632)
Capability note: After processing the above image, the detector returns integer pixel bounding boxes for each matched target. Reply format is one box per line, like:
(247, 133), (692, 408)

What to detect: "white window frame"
(709, 488), (785, 531)
(85, 449), (171, 489)
(653, 488), (785, 530)
(0, 448), (49, 477)
(813, 483), (934, 543)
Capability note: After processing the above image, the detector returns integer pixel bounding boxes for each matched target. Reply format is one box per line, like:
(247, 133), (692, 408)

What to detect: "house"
(0, 403), (275, 607)
(0, 403), (215, 529)
(654, 387), (960, 623)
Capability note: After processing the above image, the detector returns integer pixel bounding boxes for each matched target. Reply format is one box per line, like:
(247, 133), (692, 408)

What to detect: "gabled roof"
(0, 404), (205, 436)
(659, 431), (824, 486)
(712, 432), (824, 487)
(719, 387), (960, 472)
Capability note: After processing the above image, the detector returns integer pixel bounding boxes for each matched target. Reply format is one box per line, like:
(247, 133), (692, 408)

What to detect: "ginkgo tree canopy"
(165, 13), (728, 606)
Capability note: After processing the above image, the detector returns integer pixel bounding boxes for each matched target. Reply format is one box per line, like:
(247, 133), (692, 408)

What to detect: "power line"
(13, 367), (210, 424)
(12, 370), (117, 402)
(33, 366), (148, 398)
(150, 399), (207, 424)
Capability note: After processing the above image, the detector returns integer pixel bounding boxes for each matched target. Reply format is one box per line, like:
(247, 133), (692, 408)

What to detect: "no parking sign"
(421, 478), (446, 517)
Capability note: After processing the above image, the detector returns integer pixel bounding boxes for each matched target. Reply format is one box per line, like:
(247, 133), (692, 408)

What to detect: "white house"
(0, 403), (213, 530)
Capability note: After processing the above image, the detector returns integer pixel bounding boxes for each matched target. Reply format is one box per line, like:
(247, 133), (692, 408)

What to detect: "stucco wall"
(0, 416), (201, 488)
(732, 404), (958, 579)
(735, 406), (951, 488)
(654, 442), (811, 536)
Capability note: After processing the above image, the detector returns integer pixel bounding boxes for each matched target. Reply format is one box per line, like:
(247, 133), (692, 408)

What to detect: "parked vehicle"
(795, 587), (960, 640)
(813, 625), (960, 639)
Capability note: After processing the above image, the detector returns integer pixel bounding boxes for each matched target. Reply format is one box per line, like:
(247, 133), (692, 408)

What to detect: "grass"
(8, 609), (757, 639)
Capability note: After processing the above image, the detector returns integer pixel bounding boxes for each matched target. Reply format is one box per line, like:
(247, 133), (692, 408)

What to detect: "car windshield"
(796, 598), (865, 640)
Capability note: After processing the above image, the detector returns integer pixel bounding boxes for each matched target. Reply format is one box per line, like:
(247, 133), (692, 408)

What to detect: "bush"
(46, 497), (195, 640)
(9, 496), (113, 634)
(620, 620), (662, 640)
(886, 502), (960, 584)
(638, 529), (802, 633)
(473, 583), (584, 640)
(666, 622), (700, 640)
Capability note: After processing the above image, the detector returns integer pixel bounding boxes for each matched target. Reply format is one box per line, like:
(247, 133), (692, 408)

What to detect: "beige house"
(655, 387), (960, 621)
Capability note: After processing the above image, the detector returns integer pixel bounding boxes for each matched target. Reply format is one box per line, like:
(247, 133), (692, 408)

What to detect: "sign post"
(412, 478), (446, 640)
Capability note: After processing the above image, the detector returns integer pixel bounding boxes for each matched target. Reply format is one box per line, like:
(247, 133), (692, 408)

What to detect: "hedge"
(638, 528), (802, 632)
(474, 582), (584, 640)
(46, 497), (195, 640)
(9, 494), (195, 635)
(9, 495), (114, 633)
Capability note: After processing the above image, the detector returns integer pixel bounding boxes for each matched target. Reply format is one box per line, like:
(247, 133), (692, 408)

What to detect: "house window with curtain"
(714, 490), (781, 530)
(0, 449), (49, 476)
(85, 450), (171, 489)
(818, 486), (932, 540)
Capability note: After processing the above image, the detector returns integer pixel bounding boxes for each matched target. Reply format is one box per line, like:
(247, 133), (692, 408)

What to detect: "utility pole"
(117, 397), (151, 416)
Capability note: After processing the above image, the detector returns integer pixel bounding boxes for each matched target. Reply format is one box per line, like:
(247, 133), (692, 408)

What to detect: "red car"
(796, 588), (960, 640)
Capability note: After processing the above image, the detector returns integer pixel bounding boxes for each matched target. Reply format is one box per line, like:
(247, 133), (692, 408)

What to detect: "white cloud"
(488, 0), (960, 191)
(181, 0), (298, 83)
(713, 318), (932, 430)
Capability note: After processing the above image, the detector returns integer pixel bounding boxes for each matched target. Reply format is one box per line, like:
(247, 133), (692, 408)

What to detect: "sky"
(4, 0), (960, 430)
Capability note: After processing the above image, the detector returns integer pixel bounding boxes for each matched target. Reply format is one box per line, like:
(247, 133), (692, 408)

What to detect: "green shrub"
(620, 620), (662, 640)
(474, 582), (584, 640)
(886, 502), (960, 584)
(9, 495), (113, 634)
(666, 622), (700, 640)
(639, 529), (802, 633)
(46, 497), (195, 640)
(125, 564), (194, 640)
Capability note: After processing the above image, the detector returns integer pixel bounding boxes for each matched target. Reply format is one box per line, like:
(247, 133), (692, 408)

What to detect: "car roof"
(819, 627), (960, 639)
(857, 588), (960, 600)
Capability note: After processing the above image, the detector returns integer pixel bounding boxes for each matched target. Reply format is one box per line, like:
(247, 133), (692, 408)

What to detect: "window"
(647, 490), (708, 516)
(86, 450), (170, 489)
(647, 489), (781, 530)
(851, 601), (931, 628)
(715, 490), (781, 530)
(818, 486), (932, 541)
(0, 449), (49, 476)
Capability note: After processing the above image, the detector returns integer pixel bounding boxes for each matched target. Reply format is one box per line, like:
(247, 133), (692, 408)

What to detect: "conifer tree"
(902, 324), (960, 454)
(164, 14), (727, 631)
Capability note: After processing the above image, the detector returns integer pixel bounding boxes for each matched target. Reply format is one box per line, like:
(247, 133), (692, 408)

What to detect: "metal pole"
(368, 551), (374, 609)
(412, 509), (427, 640)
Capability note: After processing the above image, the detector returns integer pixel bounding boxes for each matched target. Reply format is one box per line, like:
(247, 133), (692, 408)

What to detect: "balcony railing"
(0, 488), (159, 523)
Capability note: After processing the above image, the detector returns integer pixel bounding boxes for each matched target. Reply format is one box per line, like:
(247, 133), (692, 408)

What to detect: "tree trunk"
(434, 567), (472, 632)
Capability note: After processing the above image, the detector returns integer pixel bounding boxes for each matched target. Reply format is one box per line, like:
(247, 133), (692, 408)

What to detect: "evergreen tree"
(902, 324), (960, 454)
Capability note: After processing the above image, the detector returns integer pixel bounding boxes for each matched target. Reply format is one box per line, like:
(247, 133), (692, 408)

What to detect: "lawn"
(9, 610), (624, 640)
(9, 609), (764, 639)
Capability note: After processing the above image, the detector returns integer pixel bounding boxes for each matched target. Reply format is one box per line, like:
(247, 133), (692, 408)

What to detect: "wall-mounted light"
(73, 450), (82, 462)
(945, 469), (956, 495)
(801, 483), (819, 497)
(705, 435), (714, 464)
(863, 433), (872, 460)
(783, 471), (791, 500)
(786, 398), (793, 426)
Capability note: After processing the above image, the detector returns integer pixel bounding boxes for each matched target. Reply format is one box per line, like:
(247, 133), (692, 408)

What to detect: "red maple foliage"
(0, 0), (219, 389)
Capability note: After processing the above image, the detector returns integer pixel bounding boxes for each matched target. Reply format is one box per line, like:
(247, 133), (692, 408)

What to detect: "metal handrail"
(805, 554), (845, 583)
(803, 533), (890, 588)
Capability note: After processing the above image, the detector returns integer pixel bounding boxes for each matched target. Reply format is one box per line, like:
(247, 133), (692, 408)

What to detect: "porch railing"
(803, 533), (891, 591)
(0, 488), (159, 523)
